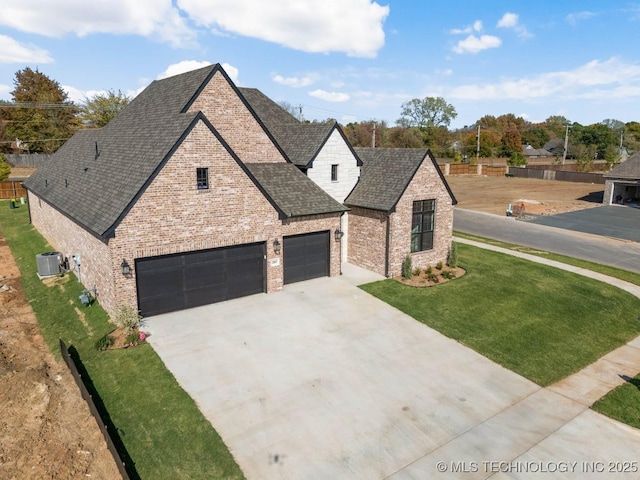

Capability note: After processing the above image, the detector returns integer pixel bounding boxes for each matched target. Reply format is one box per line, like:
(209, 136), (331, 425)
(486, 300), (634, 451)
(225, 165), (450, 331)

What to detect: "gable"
(187, 71), (286, 164)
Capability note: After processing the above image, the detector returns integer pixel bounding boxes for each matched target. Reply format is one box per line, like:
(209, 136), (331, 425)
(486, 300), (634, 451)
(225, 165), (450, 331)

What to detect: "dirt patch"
(0, 236), (122, 479)
(446, 175), (605, 216)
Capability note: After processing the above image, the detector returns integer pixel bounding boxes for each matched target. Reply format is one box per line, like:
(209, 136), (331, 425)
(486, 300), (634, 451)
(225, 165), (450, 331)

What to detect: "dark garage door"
(283, 231), (330, 285)
(136, 243), (265, 316)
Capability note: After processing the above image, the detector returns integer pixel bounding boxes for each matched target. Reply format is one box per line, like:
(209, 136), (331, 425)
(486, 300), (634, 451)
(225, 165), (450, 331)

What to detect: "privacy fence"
(0, 180), (28, 199)
(507, 167), (606, 184)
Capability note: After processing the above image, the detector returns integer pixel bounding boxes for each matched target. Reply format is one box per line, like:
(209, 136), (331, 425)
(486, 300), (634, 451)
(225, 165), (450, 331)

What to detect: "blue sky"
(1, 1), (640, 129)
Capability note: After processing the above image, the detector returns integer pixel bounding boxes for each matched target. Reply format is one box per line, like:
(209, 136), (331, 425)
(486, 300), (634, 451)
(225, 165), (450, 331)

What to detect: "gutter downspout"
(384, 213), (390, 277)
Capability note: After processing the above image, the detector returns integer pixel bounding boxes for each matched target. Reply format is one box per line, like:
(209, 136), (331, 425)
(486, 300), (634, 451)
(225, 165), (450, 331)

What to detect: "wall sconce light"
(273, 238), (281, 255)
(334, 229), (344, 241)
(121, 259), (131, 276)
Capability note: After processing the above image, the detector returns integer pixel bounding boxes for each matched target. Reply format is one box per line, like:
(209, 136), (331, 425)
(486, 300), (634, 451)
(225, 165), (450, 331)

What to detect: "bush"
(412, 267), (422, 277)
(427, 273), (439, 283)
(426, 265), (432, 275)
(112, 305), (141, 333)
(94, 333), (114, 351)
(436, 261), (443, 270)
(448, 243), (458, 268)
(508, 152), (527, 166)
(401, 254), (412, 279)
(441, 270), (457, 280)
(0, 156), (11, 181)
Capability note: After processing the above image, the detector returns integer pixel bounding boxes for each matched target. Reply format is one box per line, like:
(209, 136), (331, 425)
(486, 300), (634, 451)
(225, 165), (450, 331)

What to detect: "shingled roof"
(239, 87), (361, 168)
(604, 152), (640, 179)
(245, 163), (347, 217)
(24, 64), (344, 238)
(345, 148), (456, 212)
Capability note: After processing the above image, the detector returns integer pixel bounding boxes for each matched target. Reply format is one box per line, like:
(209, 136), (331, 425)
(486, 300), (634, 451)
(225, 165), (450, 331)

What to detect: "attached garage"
(283, 231), (330, 285)
(136, 243), (265, 316)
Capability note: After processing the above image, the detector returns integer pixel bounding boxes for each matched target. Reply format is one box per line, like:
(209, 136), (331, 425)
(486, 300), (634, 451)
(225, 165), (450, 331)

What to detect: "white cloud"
(157, 60), (212, 79)
(453, 35), (501, 54)
(497, 12), (531, 38)
(0, 35), (53, 64)
(436, 68), (453, 76)
(0, 0), (196, 48)
(272, 73), (319, 88)
(448, 57), (640, 101)
(566, 11), (597, 25)
(0, 83), (11, 100)
(177, 0), (389, 57)
(309, 89), (350, 102)
(450, 20), (482, 35)
(62, 86), (105, 104)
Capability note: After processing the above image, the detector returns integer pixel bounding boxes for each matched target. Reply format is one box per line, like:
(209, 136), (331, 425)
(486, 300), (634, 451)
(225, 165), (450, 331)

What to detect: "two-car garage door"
(136, 243), (265, 317)
(136, 231), (330, 317)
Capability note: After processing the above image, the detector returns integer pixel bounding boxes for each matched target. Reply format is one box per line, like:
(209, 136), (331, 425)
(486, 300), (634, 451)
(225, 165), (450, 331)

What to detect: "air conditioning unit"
(36, 252), (62, 277)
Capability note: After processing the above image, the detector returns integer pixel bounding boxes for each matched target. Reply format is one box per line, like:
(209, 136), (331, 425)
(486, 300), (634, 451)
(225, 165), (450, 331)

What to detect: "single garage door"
(136, 242), (265, 316)
(283, 231), (330, 285)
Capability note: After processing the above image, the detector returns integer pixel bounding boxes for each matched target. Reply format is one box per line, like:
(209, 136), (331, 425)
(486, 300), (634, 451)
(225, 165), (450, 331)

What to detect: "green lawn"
(454, 230), (640, 287)
(362, 242), (640, 386)
(592, 373), (640, 429)
(0, 203), (244, 480)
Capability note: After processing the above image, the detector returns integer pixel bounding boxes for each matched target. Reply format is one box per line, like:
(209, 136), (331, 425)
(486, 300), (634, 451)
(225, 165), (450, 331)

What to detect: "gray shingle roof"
(245, 163), (347, 217)
(24, 64), (347, 237)
(345, 148), (456, 211)
(605, 152), (640, 179)
(239, 87), (354, 167)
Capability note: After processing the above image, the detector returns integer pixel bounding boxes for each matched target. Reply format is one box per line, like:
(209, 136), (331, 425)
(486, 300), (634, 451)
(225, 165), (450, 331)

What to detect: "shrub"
(448, 242), (458, 268)
(112, 305), (141, 333)
(412, 267), (422, 277)
(441, 270), (457, 280)
(94, 333), (114, 351)
(401, 254), (412, 279)
(0, 155), (11, 181)
(427, 273), (439, 283)
(508, 152), (526, 166)
(426, 265), (432, 275)
(436, 261), (443, 270)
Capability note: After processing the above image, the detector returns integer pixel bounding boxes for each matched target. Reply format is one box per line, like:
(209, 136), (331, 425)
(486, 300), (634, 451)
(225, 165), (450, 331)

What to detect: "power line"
(0, 102), (78, 109)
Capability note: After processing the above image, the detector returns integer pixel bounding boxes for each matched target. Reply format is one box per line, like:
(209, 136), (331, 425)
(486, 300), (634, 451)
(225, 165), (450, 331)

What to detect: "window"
(411, 200), (435, 252)
(196, 167), (209, 190)
(331, 164), (338, 182)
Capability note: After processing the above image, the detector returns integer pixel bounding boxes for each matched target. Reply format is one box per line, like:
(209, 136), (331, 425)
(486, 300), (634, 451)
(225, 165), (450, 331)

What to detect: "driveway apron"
(146, 267), (640, 479)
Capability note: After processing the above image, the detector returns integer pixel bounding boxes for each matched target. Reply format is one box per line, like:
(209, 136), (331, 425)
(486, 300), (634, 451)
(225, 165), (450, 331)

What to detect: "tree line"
(0, 67), (130, 154)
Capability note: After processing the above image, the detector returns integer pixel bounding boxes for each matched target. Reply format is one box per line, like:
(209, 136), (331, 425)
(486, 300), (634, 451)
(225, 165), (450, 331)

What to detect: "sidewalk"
(454, 236), (640, 405)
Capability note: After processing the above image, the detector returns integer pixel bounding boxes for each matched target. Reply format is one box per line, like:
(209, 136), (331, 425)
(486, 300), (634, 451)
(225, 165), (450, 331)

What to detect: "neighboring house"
(543, 138), (563, 156)
(603, 152), (640, 206)
(346, 148), (456, 277)
(523, 144), (553, 159)
(24, 64), (455, 318)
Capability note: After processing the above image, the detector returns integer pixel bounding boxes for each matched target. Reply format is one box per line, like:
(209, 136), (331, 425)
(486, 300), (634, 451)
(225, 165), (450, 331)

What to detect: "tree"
(521, 126), (550, 149)
(80, 90), (130, 128)
(396, 97), (457, 129)
(386, 126), (424, 148)
(277, 100), (301, 120)
(2, 68), (79, 153)
(501, 128), (522, 157)
(0, 153), (10, 180)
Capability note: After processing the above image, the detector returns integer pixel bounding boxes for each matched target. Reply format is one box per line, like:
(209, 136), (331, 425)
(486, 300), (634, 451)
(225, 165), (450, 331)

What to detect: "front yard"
(362, 243), (640, 387)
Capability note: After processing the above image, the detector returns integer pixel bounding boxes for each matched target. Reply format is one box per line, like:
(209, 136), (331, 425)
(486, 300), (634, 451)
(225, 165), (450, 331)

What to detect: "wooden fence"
(440, 163), (507, 176)
(0, 180), (28, 199)
(508, 167), (605, 184)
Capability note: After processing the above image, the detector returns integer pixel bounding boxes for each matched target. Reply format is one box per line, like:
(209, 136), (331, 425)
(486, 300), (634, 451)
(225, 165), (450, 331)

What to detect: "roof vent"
(36, 252), (62, 277)
(95, 141), (100, 160)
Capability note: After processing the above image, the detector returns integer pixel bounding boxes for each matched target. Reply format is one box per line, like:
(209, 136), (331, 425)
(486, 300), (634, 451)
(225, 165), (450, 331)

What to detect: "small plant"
(112, 305), (142, 333)
(124, 330), (147, 348)
(94, 333), (114, 351)
(412, 267), (422, 277)
(427, 273), (439, 283)
(436, 261), (443, 270)
(441, 270), (457, 280)
(426, 265), (432, 275)
(448, 242), (458, 268)
(401, 254), (413, 279)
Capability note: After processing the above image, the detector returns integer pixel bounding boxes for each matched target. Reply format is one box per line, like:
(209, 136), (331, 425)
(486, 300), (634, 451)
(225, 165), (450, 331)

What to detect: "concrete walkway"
(455, 236), (640, 407)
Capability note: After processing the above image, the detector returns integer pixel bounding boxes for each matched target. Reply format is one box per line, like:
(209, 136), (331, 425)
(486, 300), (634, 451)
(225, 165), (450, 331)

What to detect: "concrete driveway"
(146, 266), (640, 479)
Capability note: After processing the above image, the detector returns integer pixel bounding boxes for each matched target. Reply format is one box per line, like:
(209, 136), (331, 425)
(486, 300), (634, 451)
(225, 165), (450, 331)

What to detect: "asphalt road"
(453, 208), (640, 274)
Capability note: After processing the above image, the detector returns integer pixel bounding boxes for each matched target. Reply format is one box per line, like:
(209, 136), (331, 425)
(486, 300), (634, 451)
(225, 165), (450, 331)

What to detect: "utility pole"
(476, 125), (480, 164)
(371, 122), (376, 148)
(619, 128), (624, 161)
(562, 124), (570, 165)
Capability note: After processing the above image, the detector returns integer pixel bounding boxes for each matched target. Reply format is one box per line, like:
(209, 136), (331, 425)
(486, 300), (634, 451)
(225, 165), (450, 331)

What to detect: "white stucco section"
(307, 129), (360, 203)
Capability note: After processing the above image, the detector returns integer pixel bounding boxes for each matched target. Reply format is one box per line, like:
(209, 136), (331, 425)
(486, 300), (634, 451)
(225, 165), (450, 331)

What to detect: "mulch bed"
(395, 266), (466, 287)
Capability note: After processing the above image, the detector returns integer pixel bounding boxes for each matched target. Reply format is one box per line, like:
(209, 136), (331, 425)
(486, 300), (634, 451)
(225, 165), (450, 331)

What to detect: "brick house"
(24, 64), (455, 317)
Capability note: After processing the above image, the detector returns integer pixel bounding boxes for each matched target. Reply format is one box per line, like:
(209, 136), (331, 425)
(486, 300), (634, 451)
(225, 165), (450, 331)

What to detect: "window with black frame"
(411, 199), (435, 252)
(196, 167), (209, 190)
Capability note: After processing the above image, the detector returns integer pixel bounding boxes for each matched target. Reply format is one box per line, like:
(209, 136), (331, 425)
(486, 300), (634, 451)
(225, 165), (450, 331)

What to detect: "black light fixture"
(273, 238), (281, 255)
(121, 259), (131, 276)
(334, 229), (344, 241)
